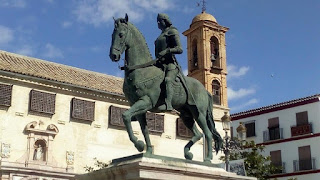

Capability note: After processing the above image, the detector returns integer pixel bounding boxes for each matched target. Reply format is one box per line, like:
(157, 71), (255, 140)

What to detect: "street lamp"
(221, 112), (247, 172)
(236, 122), (247, 145)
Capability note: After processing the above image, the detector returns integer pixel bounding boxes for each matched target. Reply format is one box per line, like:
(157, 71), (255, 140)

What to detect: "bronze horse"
(109, 14), (222, 162)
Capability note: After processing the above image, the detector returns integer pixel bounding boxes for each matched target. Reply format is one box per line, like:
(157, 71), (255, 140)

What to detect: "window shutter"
(176, 118), (193, 138)
(30, 90), (56, 114)
(296, 111), (308, 126)
(146, 112), (164, 133)
(0, 84), (12, 106)
(270, 150), (282, 165)
(109, 106), (126, 127)
(71, 98), (95, 121)
(268, 117), (279, 128)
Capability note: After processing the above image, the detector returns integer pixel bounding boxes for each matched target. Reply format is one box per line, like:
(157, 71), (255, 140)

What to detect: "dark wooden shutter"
(270, 150), (282, 166)
(298, 145), (312, 170)
(296, 111), (308, 126)
(30, 90), (56, 114)
(0, 84), (12, 106)
(109, 106), (126, 127)
(268, 117), (279, 128)
(176, 118), (193, 138)
(146, 112), (164, 133)
(71, 98), (95, 121)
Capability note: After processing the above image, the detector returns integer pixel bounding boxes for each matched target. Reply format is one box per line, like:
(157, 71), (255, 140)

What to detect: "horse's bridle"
(112, 22), (130, 55)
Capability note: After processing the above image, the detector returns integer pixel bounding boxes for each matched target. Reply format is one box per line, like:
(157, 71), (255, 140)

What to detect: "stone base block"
(76, 153), (256, 180)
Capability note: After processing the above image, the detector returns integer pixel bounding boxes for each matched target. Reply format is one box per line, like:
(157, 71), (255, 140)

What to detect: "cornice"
(0, 70), (128, 104)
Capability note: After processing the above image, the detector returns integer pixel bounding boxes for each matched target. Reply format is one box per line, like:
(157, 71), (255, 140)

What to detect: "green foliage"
(220, 140), (282, 180)
(84, 158), (109, 172)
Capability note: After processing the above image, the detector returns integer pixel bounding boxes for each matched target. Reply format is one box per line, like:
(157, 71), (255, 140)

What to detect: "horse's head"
(109, 14), (129, 62)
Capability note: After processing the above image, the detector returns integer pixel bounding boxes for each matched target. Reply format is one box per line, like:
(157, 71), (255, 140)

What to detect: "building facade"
(0, 11), (230, 179)
(231, 94), (320, 180)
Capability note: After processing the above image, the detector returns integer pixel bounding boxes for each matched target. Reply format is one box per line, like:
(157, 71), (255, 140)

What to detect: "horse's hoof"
(184, 152), (193, 160)
(135, 140), (145, 152)
(146, 146), (153, 155)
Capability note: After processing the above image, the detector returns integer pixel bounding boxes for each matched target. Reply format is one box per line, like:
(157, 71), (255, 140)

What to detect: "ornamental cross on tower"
(198, 0), (206, 12)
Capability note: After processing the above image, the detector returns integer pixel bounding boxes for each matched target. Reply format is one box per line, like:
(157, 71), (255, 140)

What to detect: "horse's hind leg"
(136, 114), (153, 155)
(122, 95), (152, 152)
(195, 113), (213, 162)
(180, 110), (202, 160)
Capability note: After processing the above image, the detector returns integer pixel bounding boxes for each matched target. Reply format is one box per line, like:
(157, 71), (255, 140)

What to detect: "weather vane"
(197, 0), (207, 12)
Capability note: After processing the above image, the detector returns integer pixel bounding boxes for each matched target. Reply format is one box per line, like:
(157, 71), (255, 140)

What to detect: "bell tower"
(183, 11), (229, 115)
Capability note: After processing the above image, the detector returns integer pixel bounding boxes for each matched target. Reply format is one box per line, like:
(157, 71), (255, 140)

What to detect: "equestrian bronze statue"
(109, 14), (222, 162)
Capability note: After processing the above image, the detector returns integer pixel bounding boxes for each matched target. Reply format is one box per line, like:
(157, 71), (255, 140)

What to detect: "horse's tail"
(206, 92), (223, 154)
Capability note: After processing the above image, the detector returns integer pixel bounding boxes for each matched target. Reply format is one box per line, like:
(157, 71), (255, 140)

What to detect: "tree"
(84, 158), (109, 172)
(220, 140), (282, 180)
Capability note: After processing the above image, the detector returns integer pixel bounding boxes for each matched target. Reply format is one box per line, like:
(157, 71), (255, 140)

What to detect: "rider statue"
(155, 13), (183, 111)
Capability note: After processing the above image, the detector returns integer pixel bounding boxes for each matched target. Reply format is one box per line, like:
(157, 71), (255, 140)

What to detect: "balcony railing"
(272, 162), (286, 174)
(293, 158), (316, 171)
(291, 123), (313, 137)
(263, 128), (283, 142)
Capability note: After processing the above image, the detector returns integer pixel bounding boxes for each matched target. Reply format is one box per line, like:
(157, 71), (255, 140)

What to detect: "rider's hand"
(158, 48), (170, 57)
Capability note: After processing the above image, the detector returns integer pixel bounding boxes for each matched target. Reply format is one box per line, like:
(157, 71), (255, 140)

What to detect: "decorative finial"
(197, 0), (206, 13)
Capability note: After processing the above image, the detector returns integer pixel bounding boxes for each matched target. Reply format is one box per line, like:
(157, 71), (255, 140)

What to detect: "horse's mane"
(117, 18), (152, 60)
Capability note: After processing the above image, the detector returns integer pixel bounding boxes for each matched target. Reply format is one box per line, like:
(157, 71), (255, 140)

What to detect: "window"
(296, 111), (308, 126)
(212, 80), (221, 105)
(71, 98), (95, 121)
(245, 122), (255, 137)
(29, 90), (56, 114)
(109, 106), (164, 133)
(0, 83), (12, 107)
(146, 112), (164, 133)
(210, 36), (219, 67)
(268, 117), (280, 140)
(176, 118), (193, 138)
(230, 126), (234, 139)
(270, 150), (283, 173)
(298, 145), (312, 170)
(192, 39), (198, 69)
(109, 105), (126, 128)
(291, 111), (312, 136)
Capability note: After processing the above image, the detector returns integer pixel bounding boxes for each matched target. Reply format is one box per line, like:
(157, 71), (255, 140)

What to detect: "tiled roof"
(231, 94), (320, 120)
(0, 50), (124, 95)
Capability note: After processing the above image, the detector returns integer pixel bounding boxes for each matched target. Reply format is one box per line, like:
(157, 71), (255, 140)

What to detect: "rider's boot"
(165, 80), (174, 111)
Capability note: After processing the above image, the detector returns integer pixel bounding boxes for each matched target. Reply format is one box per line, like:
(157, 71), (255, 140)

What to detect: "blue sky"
(0, 0), (319, 113)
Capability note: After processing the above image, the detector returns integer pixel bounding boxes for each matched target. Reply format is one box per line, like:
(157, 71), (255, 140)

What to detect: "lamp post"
(221, 112), (247, 172)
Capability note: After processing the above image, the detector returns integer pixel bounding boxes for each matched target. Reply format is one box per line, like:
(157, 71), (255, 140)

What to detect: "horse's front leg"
(136, 114), (153, 155)
(122, 95), (153, 152)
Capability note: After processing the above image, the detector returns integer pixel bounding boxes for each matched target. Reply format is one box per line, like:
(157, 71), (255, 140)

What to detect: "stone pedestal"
(76, 154), (256, 180)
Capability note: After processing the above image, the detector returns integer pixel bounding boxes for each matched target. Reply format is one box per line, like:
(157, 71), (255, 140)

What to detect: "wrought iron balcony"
(291, 123), (313, 137)
(263, 128), (283, 142)
(293, 158), (316, 171)
(272, 162), (286, 174)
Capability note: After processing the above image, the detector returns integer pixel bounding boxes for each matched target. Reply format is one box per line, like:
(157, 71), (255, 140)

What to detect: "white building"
(231, 94), (320, 180)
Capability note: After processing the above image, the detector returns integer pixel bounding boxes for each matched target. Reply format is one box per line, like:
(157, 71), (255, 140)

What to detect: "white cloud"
(230, 98), (259, 112)
(73, 0), (174, 26)
(183, 69), (188, 76)
(0, 0), (26, 8)
(228, 87), (256, 101)
(16, 45), (34, 56)
(42, 43), (63, 59)
(182, 6), (195, 14)
(227, 65), (249, 79)
(0, 25), (14, 45)
(62, 21), (72, 28)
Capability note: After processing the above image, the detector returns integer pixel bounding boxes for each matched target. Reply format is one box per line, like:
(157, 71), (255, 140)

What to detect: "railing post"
(293, 160), (298, 172)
